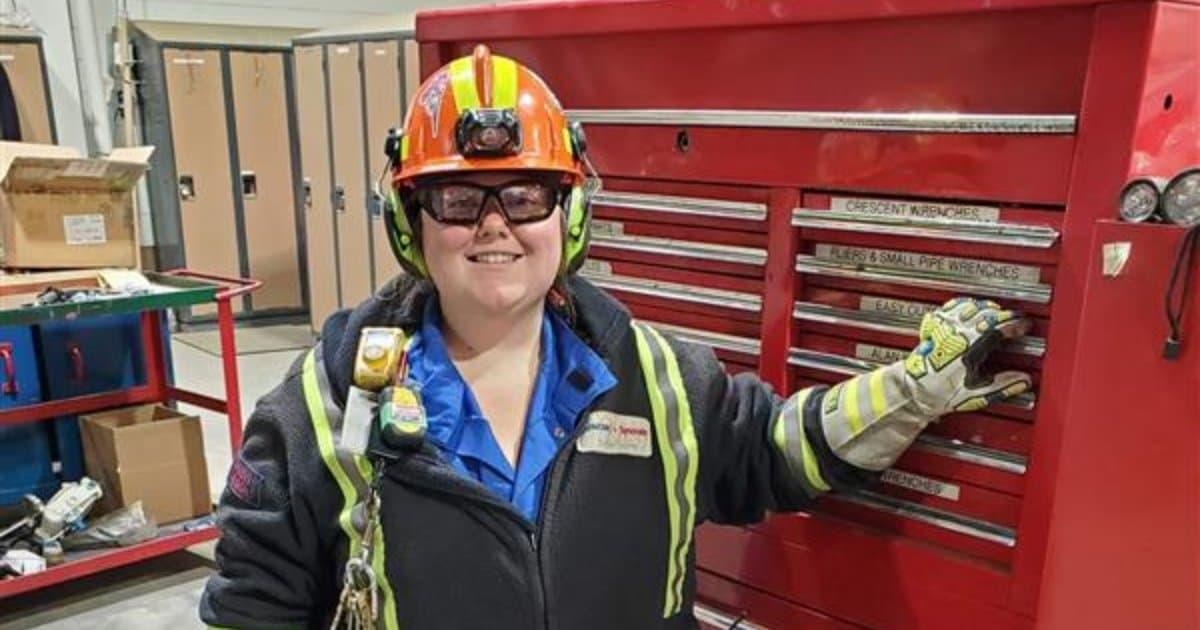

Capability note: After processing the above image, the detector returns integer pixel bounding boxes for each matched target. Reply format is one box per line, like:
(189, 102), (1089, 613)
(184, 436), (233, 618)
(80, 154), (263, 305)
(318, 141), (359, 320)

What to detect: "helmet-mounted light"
(456, 108), (522, 157)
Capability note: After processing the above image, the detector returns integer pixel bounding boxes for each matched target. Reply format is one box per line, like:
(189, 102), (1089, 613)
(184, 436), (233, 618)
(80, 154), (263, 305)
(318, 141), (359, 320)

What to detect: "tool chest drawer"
(420, 0), (1200, 626)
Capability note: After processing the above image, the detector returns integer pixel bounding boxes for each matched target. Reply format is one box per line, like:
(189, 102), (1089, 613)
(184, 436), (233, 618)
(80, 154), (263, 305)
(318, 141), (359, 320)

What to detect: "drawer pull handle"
(791, 207), (1060, 249)
(568, 109), (1076, 135)
(0, 344), (16, 396)
(592, 190), (767, 222)
(68, 344), (86, 382)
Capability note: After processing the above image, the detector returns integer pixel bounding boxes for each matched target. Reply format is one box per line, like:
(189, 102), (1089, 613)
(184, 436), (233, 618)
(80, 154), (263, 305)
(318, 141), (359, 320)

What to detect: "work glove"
(820, 297), (1033, 471)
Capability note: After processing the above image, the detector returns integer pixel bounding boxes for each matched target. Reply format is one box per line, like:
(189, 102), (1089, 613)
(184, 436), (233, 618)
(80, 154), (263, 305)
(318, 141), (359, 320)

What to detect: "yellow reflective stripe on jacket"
(303, 350), (363, 552)
(770, 388), (831, 495)
(631, 321), (699, 618)
(302, 345), (400, 630)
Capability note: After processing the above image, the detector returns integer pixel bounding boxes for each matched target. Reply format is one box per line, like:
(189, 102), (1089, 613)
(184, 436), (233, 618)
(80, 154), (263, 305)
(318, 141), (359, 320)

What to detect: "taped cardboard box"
(0, 142), (153, 269)
(80, 404), (211, 524)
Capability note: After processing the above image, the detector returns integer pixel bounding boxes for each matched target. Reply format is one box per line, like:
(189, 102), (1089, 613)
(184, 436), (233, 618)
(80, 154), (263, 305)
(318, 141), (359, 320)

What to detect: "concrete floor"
(0, 327), (309, 630)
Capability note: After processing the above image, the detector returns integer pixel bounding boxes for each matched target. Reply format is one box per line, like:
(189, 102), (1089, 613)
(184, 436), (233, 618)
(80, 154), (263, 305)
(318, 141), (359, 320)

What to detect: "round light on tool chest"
(1162, 168), (1200, 226)
(1118, 178), (1163, 223)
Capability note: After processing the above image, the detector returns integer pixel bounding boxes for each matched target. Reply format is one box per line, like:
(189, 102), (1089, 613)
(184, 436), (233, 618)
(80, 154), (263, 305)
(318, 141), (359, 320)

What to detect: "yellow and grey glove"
(820, 297), (1033, 471)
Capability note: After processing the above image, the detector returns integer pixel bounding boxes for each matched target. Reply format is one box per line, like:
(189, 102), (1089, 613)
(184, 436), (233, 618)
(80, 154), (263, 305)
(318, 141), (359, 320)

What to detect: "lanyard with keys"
(331, 463), (386, 630)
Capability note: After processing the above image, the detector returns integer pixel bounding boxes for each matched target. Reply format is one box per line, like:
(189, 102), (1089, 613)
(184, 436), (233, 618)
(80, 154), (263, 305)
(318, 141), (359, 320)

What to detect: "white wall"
(2, 0), (493, 247)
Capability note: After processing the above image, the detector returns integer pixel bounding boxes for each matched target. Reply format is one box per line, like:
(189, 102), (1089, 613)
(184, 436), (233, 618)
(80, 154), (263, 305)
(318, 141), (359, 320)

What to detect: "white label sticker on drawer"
(63, 214), (107, 245)
(859, 296), (937, 319)
(856, 343), (907, 364)
(814, 244), (1041, 284)
(831, 196), (1000, 223)
(63, 160), (108, 178)
(591, 220), (625, 238)
(581, 259), (612, 277)
(881, 469), (961, 501)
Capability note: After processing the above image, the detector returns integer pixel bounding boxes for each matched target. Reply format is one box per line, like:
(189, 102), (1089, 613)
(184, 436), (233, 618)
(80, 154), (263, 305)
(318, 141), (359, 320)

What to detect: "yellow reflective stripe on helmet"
(631, 321), (699, 618)
(561, 127), (573, 157)
(400, 134), (409, 161)
(449, 57), (480, 112)
(491, 56), (518, 109)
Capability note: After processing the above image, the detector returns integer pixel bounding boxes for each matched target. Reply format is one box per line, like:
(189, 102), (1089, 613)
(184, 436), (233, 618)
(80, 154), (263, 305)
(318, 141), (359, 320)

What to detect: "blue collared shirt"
(405, 301), (616, 523)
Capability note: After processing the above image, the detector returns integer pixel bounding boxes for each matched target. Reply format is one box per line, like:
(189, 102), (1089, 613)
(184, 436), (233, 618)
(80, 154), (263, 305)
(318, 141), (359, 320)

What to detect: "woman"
(200, 46), (1030, 630)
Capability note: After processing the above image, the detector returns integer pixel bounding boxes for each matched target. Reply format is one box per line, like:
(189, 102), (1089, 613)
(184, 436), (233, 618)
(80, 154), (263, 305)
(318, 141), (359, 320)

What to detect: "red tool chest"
(416, 2), (1199, 628)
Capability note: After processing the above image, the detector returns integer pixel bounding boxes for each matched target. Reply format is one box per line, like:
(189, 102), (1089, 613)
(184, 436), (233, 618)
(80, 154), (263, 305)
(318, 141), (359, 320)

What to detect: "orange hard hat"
(392, 44), (584, 186)
(385, 45), (595, 279)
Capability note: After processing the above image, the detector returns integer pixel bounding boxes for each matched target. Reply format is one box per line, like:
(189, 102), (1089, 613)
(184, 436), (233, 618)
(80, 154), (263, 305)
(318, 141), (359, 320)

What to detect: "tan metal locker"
(364, 40), (403, 291)
(163, 48), (241, 316)
(294, 45), (339, 330)
(229, 51), (302, 311)
(0, 39), (53, 143)
(327, 43), (372, 307)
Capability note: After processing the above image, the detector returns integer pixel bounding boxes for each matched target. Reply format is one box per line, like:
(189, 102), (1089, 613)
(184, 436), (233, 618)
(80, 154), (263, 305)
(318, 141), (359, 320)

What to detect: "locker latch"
(334, 185), (347, 213)
(303, 177), (313, 210)
(179, 175), (195, 201)
(241, 171), (257, 199)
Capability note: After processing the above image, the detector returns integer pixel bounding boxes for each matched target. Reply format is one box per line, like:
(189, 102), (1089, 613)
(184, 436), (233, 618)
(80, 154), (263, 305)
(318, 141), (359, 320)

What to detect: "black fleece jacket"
(199, 276), (870, 629)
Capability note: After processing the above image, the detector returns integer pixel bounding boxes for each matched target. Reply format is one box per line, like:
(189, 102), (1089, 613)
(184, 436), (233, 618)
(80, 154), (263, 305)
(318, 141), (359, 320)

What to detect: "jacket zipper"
(532, 398), (607, 630)
(387, 450), (546, 627)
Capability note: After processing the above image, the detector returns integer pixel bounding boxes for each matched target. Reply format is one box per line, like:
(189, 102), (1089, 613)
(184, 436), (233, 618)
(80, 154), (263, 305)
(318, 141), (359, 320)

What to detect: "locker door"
(229, 51), (302, 311)
(327, 43), (372, 307)
(295, 45), (339, 330)
(364, 39), (403, 291)
(0, 41), (53, 142)
(163, 48), (241, 316)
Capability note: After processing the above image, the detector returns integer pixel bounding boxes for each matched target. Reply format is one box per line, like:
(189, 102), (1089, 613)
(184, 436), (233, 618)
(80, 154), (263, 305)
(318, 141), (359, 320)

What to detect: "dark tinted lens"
(430, 184), (485, 223)
(499, 182), (555, 222)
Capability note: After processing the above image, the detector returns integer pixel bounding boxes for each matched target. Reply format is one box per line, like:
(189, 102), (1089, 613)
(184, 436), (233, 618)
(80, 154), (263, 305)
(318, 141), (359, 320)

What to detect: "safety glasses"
(414, 177), (564, 226)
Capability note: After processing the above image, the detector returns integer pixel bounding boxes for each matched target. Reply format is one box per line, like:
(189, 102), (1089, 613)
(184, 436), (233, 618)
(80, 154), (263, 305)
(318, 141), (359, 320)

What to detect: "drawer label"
(831, 196), (1000, 223)
(63, 214), (107, 245)
(814, 244), (1041, 284)
(580, 259), (612, 277)
(63, 160), (108, 179)
(881, 469), (961, 501)
(859, 296), (937, 319)
(856, 343), (907, 364)
(591, 220), (625, 238)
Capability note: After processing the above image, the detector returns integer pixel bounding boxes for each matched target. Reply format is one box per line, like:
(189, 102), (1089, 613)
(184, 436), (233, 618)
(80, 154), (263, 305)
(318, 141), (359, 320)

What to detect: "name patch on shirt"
(577, 411), (653, 458)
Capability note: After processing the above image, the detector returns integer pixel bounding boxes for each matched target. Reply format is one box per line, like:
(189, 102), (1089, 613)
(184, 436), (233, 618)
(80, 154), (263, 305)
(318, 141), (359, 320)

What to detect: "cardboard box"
(0, 142), (154, 269)
(80, 404), (211, 524)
